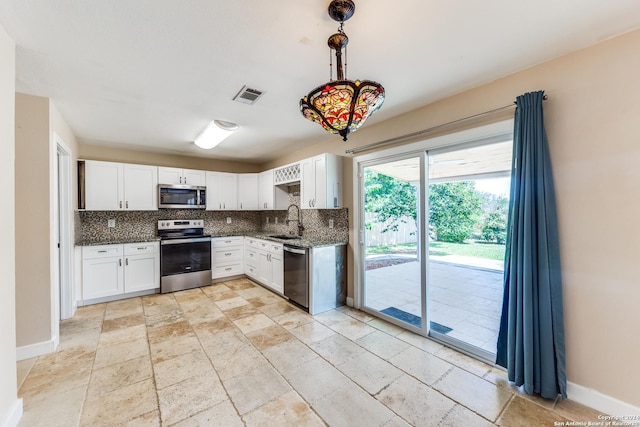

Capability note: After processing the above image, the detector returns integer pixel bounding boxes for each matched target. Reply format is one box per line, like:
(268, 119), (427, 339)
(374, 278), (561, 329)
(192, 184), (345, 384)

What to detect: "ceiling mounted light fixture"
(300, 0), (385, 142)
(194, 120), (239, 150)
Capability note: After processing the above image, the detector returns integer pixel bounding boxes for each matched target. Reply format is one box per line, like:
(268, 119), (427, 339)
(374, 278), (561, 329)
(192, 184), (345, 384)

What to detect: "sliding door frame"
(352, 119), (513, 340)
(357, 151), (428, 335)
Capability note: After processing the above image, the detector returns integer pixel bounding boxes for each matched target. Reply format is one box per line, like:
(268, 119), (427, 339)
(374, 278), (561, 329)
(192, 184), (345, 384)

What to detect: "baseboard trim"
(346, 297), (354, 307)
(567, 381), (640, 416)
(16, 339), (56, 361)
(2, 398), (23, 427)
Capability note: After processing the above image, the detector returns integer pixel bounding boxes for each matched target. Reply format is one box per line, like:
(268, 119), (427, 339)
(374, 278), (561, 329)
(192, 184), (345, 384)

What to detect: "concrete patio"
(364, 256), (504, 354)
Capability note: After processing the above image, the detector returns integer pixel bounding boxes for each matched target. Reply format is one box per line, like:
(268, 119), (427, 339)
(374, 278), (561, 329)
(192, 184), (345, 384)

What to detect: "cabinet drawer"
(244, 237), (259, 248)
(268, 243), (283, 255)
(245, 264), (258, 278)
(124, 241), (159, 256)
(83, 244), (123, 259)
(212, 262), (244, 279)
(213, 247), (242, 262)
(212, 236), (243, 248)
(245, 248), (258, 267)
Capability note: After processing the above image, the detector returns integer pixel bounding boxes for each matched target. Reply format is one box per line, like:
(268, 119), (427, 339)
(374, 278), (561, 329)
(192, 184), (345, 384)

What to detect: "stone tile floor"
(365, 259), (503, 353)
(17, 278), (603, 426)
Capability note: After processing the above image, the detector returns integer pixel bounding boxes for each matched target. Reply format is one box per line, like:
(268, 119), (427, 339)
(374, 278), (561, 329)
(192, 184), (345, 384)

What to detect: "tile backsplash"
(76, 208), (348, 244)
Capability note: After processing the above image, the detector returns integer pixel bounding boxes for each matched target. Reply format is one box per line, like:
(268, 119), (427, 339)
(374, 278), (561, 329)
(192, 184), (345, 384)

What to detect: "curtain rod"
(345, 95), (548, 155)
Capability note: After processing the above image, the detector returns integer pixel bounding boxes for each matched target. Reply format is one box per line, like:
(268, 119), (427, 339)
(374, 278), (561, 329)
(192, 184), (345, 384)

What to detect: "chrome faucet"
(286, 204), (304, 237)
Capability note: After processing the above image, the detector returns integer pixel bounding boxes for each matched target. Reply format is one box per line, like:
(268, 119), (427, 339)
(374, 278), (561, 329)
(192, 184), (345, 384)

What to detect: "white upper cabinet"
(123, 164), (158, 210)
(158, 167), (205, 186)
(84, 160), (157, 211)
(206, 171), (238, 210)
(237, 173), (259, 210)
(258, 169), (274, 210)
(301, 153), (342, 209)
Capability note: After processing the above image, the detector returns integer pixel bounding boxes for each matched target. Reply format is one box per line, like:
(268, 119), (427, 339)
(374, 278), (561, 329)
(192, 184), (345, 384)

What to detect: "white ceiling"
(2, 1), (640, 164)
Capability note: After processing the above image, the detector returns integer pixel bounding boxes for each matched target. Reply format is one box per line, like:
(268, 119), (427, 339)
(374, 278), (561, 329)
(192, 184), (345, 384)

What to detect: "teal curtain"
(496, 91), (567, 399)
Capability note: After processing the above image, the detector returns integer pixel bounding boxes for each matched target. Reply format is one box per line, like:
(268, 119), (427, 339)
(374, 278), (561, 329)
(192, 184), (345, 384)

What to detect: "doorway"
(355, 122), (513, 360)
(54, 133), (74, 322)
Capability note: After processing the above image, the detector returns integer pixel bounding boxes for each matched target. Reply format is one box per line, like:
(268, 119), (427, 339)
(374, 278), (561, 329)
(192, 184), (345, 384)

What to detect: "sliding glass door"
(358, 134), (512, 359)
(361, 154), (425, 332)
(426, 141), (511, 360)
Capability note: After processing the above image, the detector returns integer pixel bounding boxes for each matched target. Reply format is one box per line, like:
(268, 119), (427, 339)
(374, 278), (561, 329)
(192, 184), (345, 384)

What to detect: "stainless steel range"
(158, 219), (211, 293)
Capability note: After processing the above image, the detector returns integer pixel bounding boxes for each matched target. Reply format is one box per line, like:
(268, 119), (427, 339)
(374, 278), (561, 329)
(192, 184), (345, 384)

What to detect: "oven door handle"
(161, 237), (211, 245)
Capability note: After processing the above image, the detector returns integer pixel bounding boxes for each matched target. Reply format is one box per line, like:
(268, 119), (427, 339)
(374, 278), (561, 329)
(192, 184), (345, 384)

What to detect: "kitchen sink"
(269, 234), (301, 240)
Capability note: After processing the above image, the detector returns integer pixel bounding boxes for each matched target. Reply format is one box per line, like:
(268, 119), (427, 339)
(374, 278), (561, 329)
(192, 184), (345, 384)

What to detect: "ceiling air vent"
(233, 86), (264, 105)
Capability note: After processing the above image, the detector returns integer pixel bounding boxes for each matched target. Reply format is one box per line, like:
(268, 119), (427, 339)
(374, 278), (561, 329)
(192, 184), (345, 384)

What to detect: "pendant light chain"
(299, 0), (385, 141)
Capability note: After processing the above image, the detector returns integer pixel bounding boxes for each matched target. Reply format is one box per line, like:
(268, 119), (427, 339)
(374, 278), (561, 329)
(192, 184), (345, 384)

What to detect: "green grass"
(367, 241), (506, 261)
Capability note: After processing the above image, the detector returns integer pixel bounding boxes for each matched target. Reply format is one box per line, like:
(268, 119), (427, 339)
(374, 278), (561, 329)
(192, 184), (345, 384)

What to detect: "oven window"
(161, 241), (211, 276)
(160, 188), (199, 206)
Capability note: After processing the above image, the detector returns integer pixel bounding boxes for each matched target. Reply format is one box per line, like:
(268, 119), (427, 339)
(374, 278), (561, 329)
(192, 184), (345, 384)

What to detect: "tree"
(364, 170), (417, 233)
(480, 193), (508, 244)
(429, 181), (482, 243)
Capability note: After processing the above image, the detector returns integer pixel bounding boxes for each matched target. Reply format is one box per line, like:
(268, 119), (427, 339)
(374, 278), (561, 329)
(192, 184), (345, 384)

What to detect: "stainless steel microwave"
(158, 184), (206, 209)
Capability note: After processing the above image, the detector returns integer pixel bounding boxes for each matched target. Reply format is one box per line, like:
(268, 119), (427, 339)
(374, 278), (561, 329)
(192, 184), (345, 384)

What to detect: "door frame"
(53, 132), (74, 323)
(352, 119), (513, 338)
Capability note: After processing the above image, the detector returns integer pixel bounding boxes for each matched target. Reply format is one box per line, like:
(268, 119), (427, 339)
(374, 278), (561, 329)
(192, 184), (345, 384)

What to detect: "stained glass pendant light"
(300, 0), (385, 141)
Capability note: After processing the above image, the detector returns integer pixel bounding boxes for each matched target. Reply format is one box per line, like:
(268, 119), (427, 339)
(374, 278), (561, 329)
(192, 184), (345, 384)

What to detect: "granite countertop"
(212, 232), (347, 248)
(250, 233), (348, 249)
(77, 237), (161, 246)
(77, 233), (347, 248)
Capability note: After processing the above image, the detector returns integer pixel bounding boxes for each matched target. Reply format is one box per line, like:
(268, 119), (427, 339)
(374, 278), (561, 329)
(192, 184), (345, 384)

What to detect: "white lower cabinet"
(212, 236), (244, 279)
(244, 237), (283, 294)
(82, 242), (159, 302)
(123, 243), (160, 293)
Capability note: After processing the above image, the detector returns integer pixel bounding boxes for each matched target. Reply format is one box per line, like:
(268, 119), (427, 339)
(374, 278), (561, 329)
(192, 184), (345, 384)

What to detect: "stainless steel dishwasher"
(283, 245), (309, 308)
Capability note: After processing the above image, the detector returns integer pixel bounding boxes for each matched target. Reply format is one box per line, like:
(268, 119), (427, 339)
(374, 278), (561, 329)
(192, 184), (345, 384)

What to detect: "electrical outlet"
(108, 219), (116, 228)
(226, 217), (232, 224)
(329, 219), (334, 229)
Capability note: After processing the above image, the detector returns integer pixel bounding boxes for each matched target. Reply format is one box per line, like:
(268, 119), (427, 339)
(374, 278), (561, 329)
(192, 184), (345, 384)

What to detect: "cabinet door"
(123, 242), (159, 292)
(124, 164), (158, 210)
(237, 173), (259, 210)
(271, 252), (284, 294)
(312, 155), (327, 208)
(300, 157), (314, 209)
(222, 173), (238, 210)
(85, 161), (123, 210)
(257, 250), (271, 286)
(206, 172), (237, 210)
(124, 253), (159, 292)
(258, 170), (274, 210)
(82, 256), (124, 299)
(182, 169), (206, 186)
(158, 167), (183, 185)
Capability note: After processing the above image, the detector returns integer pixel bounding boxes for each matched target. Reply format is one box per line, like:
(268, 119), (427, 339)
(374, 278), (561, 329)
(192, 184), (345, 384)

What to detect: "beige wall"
(0, 23), (19, 426)
(265, 29), (640, 407)
(15, 94), (52, 348)
(79, 144), (260, 173)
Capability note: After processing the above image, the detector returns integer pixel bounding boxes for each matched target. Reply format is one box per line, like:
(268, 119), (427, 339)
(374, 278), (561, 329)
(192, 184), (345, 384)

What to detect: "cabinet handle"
(137, 247), (145, 250)
(219, 203), (222, 209)
(240, 202), (243, 209)
(126, 201), (129, 209)
(120, 201), (123, 209)
(225, 240), (232, 243)
(125, 258), (129, 266)
(184, 176), (187, 184)
(308, 200), (312, 207)
(223, 203), (226, 209)
(119, 259), (122, 267)
(225, 252), (232, 256)
(225, 267), (232, 271)
(97, 250), (107, 253)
